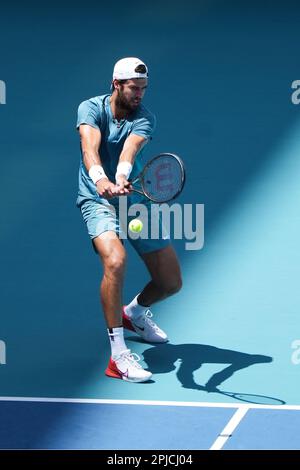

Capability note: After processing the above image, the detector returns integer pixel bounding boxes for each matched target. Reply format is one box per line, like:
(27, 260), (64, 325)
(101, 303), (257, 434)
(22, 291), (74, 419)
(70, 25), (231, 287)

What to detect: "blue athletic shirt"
(76, 94), (156, 207)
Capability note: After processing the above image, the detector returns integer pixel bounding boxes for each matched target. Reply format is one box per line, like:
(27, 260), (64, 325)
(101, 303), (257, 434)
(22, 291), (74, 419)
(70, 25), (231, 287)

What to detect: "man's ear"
(113, 79), (120, 91)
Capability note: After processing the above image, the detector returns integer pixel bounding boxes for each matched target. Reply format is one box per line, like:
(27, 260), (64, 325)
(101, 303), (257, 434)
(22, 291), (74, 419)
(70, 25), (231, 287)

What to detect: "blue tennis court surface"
(0, 398), (300, 450)
(223, 408), (300, 450)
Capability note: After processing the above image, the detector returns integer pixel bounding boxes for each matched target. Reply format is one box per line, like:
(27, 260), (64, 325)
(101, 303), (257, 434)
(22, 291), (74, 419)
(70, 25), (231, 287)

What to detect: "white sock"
(107, 327), (128, 359)
(125, 294), (149, 321)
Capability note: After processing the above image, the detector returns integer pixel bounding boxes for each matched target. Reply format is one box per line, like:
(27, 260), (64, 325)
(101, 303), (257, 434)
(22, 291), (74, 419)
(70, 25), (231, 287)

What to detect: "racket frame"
(129, 152), (185, 203)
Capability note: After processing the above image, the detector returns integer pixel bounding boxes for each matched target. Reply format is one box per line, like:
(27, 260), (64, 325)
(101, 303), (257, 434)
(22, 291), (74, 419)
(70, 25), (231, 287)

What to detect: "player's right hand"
(115, 175), (132, 195)
(96, 178), (118, 199)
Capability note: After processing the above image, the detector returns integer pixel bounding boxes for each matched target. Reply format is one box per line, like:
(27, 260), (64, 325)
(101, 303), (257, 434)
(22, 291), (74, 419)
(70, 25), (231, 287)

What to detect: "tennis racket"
(128, 152), (185, 203)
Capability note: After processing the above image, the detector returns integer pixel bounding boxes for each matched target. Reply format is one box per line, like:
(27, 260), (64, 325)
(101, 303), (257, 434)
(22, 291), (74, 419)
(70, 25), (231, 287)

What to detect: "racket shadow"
(211, 390), (286, 405)
(140, 342), (285, 404)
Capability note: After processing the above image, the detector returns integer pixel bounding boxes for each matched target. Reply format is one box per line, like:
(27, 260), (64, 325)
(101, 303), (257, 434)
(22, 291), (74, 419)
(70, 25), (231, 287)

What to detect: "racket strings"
(142, 155), (184, 202)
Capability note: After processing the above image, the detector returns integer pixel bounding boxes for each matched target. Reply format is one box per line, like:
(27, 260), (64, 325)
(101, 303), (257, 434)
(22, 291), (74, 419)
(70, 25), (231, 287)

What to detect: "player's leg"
(139, 245), (182, 305)
(123, 245), (182, 343)
(123, 199), (182, 342)
(80, 200), (152, 382)
(92, 233), (151, 382)
(93, 232), (126, 329)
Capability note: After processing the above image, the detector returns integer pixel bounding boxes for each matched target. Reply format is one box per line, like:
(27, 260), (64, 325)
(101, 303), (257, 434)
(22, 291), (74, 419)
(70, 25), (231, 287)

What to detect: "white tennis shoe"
(105, 349), (152, 383)
(123, 307), (168, 343)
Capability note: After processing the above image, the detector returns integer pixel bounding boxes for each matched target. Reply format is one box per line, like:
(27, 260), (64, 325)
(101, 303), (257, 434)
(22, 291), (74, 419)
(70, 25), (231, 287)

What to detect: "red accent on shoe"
(122, 307), (136, 332)
(105, 358), (123, 379)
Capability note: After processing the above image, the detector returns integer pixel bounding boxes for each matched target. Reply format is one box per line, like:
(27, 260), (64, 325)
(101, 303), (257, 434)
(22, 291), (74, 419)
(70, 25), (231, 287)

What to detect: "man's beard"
(116, 89), (139, 113)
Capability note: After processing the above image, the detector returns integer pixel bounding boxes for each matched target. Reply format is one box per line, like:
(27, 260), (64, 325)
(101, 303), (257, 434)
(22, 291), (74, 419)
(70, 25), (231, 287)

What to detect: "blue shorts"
(79, 196), (171, 255)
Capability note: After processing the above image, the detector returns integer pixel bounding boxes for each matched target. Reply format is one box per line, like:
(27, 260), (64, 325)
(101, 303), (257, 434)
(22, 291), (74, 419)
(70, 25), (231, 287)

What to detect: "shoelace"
(144, 310), (160, 331)
(120, 350), (143, 369)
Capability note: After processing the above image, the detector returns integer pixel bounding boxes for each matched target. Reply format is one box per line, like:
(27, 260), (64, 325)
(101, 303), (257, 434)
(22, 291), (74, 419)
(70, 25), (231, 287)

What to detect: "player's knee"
(163, 276), (182, 296)
(104, 252), (126, 276)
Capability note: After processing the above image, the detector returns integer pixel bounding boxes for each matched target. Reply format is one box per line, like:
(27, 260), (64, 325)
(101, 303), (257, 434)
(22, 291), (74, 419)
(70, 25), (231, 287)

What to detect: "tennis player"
(76, 57), (182, 382)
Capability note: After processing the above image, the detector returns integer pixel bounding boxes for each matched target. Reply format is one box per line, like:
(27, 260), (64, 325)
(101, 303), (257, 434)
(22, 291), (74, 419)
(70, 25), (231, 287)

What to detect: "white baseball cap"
(112, 57), (148, 80)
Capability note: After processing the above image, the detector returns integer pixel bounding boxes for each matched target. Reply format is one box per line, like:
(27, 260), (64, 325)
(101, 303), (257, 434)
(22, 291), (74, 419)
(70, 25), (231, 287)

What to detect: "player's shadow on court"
(140, 342), (283, 402)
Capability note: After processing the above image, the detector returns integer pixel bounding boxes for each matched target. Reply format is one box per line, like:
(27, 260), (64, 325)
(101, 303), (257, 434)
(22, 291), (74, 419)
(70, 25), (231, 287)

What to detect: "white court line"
(0, 396), (300, 410)
(210, 407), (249, 450)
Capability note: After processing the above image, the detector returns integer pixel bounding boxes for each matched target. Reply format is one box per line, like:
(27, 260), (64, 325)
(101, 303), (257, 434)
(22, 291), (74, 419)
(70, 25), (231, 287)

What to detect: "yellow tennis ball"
(129, 218), (143, 233)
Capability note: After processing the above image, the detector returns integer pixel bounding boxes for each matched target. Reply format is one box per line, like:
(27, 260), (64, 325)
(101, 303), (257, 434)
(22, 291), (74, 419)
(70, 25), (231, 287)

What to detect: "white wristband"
(115, 161), (133, 180)
(88, 165), (107, 185)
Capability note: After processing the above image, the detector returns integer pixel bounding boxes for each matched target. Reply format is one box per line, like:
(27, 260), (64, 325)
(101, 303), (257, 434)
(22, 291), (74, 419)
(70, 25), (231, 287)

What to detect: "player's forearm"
(116, 136), (146, 182)
(118, 146), (137, 165)
(82, 149), (103, 172)
(119, 135), (145, 165)
(116, 147), (137, 182)
(79, 125), (108, 184)
(82, 149), (110, 185)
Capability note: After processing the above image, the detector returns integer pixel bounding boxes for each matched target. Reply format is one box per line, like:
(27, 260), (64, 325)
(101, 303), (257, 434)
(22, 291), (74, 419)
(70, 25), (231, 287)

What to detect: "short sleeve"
(76, 99), (101, 130)
(131, 113), (156, 141)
